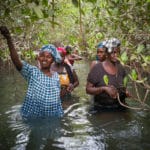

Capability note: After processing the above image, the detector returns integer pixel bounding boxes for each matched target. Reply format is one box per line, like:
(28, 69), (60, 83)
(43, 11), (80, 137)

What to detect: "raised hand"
(0, 26), (22, 70)
(0, 26), (11, 39)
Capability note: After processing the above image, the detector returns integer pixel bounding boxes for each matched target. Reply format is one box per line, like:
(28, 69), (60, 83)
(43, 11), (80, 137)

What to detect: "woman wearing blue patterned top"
(0, 26), (64, 118)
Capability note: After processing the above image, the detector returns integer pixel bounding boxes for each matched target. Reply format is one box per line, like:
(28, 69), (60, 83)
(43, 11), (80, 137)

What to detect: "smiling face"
(38, 51), (54, 69)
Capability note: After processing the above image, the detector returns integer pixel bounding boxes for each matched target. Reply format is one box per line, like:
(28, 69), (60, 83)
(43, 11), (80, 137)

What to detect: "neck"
(105, 59), (116, 66)
(41, 68), (52, 76)
(102, 59), (118, 75)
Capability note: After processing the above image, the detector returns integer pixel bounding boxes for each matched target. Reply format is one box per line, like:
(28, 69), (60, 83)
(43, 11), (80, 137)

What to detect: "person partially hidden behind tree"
(86, 38), (130, 112)
(0, 26), (64, 119)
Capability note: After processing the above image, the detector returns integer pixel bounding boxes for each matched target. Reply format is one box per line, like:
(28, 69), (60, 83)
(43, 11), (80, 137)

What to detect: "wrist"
(98, 86), (104, 93)
(69, 83), (74, 89)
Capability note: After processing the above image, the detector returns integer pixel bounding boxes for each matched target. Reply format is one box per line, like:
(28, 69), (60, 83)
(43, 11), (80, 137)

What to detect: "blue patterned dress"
(20, 61), (64, 118)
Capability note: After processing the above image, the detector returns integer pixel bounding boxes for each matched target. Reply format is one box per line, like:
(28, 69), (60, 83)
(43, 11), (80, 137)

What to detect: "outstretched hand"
(0, 26), (10, 39)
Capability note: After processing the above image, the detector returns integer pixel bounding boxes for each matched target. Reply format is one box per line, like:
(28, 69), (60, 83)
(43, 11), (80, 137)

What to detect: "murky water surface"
(0, 61), (150, 150)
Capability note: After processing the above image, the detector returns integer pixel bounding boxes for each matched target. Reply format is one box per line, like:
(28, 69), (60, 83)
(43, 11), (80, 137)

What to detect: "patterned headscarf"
(40, 44), (62, 63)
(104, 38), (121, 53)
(110, 38), (121, 47)
(97, 41), (106, 49)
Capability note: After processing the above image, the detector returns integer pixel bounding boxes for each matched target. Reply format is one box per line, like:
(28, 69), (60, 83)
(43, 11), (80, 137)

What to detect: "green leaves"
(129, 69), (148, 83)
(28, 2), (44, 18)
(136, 45), (144, 54)
(72, 0), (79, 7)
(95, 32), (103, 40)
(22, 49), (36, 61)
(120, 51), (128, 64)
(130, 69), (138, 81)
(123, 76), (128, 87)
(103, 75), (109, 86)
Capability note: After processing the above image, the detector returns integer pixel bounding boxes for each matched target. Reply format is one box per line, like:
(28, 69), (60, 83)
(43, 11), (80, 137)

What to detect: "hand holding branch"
(0, 26), (11, 39)
(0, 26), (22, 70)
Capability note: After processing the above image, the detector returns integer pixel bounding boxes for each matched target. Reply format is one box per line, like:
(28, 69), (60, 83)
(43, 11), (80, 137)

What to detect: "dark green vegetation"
(0, 0), (150, 108)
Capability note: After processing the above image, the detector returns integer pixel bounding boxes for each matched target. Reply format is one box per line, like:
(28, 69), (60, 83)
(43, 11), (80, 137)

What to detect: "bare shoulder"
(90, 60), (98, 70)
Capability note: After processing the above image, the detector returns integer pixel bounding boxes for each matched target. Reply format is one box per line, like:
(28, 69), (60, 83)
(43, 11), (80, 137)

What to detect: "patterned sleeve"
(20, 61), (34, 81)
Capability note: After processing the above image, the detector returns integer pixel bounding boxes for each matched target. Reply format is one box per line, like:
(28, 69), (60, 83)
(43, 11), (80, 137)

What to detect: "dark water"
(0, 60), (150, 150)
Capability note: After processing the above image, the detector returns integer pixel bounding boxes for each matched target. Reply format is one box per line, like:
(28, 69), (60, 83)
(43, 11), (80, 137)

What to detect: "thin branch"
(143, 89), (150, 103)
(134, 82), (141, 103)
(117, 93), (143, 110)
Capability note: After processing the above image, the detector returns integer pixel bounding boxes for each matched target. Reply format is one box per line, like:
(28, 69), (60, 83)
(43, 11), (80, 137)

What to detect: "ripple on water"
(5, 105), (30, 150)
(5, 105), (28, 130)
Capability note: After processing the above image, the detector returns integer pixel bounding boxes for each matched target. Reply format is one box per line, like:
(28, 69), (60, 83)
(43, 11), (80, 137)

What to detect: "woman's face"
(97, 48), (106, 62)
(108, 49), (119, 63)
(38, 51), (54, 69)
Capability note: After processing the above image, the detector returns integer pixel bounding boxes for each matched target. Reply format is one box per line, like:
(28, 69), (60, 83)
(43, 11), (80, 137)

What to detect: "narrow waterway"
(0, 60), (150, 150)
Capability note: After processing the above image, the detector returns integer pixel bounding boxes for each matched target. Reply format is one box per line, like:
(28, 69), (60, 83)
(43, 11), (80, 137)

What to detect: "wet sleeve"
(20, 61), (34, 81)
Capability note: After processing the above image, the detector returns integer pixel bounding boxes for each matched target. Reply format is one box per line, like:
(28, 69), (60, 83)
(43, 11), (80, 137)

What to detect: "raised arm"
(71, 53), (83, 60)
(0, 26), (22, 71)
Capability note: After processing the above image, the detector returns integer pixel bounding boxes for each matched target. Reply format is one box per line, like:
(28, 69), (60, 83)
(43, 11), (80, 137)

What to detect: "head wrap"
(110, 38), (121, 47)
(57, 47), (67, 56)
(104, 38), (121, 53)
(40, 44), (62, 63)
(97, 41), (106, 49)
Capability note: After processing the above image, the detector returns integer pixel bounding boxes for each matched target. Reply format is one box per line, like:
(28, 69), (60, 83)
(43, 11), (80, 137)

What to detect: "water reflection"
(5, 93), (150, 150)
(6, 105), (63, 150)
(24, 117), (62, 150)
(5, 105), (30, 150)
(87, 110), (145, 150)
